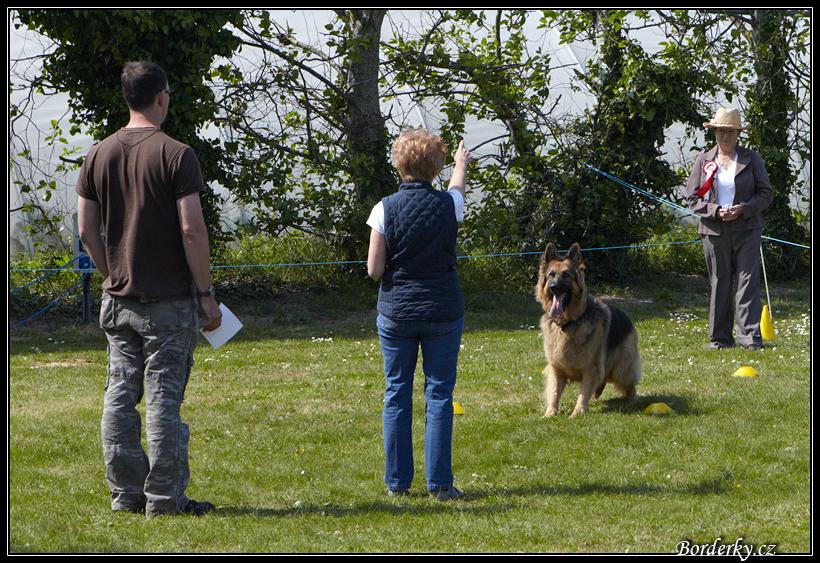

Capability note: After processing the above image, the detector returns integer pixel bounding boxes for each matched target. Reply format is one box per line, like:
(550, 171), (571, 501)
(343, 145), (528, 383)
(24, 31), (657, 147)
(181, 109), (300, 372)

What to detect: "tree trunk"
(342, 9), (395, 207)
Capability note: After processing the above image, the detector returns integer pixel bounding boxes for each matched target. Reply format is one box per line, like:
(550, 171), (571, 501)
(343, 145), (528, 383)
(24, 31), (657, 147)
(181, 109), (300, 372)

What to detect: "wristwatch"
(196, 285), (216, 299)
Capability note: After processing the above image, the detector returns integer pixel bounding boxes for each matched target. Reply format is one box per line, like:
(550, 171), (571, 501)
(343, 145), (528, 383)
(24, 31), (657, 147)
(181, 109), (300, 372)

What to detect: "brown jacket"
(685, 145), (773, 236)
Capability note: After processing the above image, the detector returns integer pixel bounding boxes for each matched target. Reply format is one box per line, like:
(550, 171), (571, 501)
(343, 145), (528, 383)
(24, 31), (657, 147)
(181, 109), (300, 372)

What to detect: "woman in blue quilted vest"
(367, 128), (472, 501)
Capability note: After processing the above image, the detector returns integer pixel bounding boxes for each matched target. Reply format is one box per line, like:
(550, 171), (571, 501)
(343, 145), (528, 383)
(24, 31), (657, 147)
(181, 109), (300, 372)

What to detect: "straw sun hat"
(703, 107), (749, 130)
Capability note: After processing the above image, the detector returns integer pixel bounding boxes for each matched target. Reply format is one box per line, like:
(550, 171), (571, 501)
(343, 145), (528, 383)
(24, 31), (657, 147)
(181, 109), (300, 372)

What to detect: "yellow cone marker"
(733, 366), (759, 377)
(643, 402), (674, 414)
(453, 401), (466, 415)
(761, 305), (775, 340)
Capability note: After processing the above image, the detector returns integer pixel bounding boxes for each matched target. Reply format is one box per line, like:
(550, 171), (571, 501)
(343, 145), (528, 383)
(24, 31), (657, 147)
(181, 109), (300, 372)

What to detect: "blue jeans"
(377, 314), (463, 492)
(99, 293), (199, 515)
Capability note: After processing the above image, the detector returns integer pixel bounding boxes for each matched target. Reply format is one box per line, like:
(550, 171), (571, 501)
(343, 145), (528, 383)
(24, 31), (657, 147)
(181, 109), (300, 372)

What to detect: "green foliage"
(532, 11), (720, 281)
(16, 9), (242, 141)
(634, 222), (706, 277)
(743, 10), (810, 278)
(385, 10), (735, 281)
(657, 9), (811, 278)
(12, 9), (809, 281)
(14, 9), (245, 251)
(213, 10), (395, 257)
(214, 231), (365, 289)
(387, 10), (556, 255)
(8, 248), (87, 324)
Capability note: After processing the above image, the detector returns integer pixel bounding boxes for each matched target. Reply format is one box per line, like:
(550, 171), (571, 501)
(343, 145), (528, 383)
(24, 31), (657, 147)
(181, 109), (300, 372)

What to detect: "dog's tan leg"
(627, 355), (642, 401)
(617, 352), (641, 402)
(571, 368), (603, 417)
(543, 366), (565, 417)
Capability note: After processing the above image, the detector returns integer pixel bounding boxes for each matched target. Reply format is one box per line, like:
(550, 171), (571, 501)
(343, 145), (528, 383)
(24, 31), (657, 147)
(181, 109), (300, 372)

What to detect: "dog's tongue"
(550, 295), (564, 318)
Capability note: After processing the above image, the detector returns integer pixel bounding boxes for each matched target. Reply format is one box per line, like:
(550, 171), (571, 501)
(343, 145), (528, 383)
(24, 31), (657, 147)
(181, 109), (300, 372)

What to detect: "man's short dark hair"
(121, 61), (168, 111)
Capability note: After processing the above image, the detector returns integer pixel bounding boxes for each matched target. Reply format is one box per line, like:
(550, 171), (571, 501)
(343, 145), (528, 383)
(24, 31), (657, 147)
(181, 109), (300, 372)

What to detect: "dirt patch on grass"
(31, 358), (95, 369)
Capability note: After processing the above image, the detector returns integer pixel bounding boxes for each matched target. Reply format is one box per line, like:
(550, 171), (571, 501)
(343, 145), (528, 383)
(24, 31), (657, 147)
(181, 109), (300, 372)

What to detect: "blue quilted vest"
(378, 182), (464, 321)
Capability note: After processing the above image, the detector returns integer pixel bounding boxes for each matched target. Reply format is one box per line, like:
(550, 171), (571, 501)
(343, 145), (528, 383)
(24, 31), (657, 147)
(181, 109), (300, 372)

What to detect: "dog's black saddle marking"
(606, 304), (634, 351)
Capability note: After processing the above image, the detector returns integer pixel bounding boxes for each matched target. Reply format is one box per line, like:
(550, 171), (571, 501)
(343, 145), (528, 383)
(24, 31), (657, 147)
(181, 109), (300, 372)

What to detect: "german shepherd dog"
(535, 243), (641, 417)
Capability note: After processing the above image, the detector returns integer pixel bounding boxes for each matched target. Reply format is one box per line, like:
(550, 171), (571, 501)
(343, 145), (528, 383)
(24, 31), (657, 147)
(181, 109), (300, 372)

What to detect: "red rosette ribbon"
(697, 161), (718, 197)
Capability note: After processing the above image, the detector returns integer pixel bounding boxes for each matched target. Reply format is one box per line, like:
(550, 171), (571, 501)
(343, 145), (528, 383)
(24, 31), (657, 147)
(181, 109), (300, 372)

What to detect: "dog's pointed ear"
(567, 243), (582, 265)
(543, 242), (560, 264)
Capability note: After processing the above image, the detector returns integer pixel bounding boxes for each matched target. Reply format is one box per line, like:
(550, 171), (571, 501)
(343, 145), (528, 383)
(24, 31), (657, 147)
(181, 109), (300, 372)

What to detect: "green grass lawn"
(8, 277), (810, 553)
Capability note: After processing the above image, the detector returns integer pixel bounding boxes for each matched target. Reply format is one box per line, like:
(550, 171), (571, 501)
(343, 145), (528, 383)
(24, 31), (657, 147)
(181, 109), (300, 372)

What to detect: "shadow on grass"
(211, 497), (516, 518)
(600, 393), (698, 416)
(209, 469), (734, 519)
(490, 470), (736, 499)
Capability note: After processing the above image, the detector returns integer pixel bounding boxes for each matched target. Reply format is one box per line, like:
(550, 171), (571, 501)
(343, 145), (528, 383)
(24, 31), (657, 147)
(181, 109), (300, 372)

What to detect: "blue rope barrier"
(213, 261), (366, 269)
(205, 239), (703, 270)
(580, 161), (811, 250)
(459, 239), (701, 259)
(9, 256), (81, 294)
(9, 273), (88, 330)
(9, 160), (808, 329)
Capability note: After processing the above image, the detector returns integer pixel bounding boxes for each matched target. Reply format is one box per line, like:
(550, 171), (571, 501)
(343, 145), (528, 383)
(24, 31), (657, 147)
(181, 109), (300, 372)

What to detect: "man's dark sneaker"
(182, 499), (215, 516)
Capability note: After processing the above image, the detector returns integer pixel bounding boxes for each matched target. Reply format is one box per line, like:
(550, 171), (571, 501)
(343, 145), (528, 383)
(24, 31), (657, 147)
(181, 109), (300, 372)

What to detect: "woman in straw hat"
(686, 107), (773, 351)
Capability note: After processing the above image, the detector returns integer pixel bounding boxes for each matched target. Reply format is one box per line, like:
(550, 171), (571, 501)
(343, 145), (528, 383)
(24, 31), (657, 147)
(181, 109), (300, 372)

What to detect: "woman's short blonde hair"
(391, 128), (447, 183)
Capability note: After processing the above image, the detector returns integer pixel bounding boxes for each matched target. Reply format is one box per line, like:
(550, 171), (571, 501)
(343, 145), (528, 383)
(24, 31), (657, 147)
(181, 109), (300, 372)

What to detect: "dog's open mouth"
(549, 290), (571, 319)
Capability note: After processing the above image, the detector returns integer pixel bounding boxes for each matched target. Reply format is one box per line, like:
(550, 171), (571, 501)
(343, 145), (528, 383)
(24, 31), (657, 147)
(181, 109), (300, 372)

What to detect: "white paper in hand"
(200, 303), (242, 349)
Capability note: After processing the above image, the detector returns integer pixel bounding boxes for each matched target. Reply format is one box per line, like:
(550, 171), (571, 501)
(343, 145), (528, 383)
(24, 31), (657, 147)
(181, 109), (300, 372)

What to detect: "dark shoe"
(745, 344), (764, 351)
(387, 489), (409, 498)
(431, 487), (464, 501)
(709, 342), (733, 350)
(182, 499), (215, 516)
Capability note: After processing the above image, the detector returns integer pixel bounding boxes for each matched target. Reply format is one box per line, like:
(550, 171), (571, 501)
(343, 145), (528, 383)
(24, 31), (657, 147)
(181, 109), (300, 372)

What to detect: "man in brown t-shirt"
(76, 61), (221, 517)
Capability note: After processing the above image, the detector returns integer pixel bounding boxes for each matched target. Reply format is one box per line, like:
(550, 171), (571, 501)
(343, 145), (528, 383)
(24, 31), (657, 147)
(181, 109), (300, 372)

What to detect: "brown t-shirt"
(75, 128), (205, 301)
